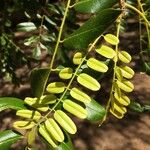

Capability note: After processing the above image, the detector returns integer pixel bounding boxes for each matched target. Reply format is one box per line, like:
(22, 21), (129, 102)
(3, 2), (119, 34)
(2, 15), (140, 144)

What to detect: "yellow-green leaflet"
(116, 80), (134, 92)
(54, 110), (77, 134)
(40, 95), (57, 104)
(77, 73), (100, 91)
(16, 110), (41, 121)
(114, 92), (130, 106)
(70, 88), (91, 104)
(96, 45), (116, 59)
(115, 67), (123, 81)
(59, 68), (73, 79)
(104, 34), (119, 45)
(13, 121), (35, 129)
(87, 58), (108, 72)
(24, 97), (37, 106)
(111, 102), (127, 114)
(63, 100), (87, 119)
(118, 51), (131, 63)
(119, 66), (134, 79)
(27, 127), (36, 145)
(110, 108), (124, 119)
(37, 106), (49, 112)
(73, 52), (83, 65)
(39, 125), (58, 148)
(45, 118), (64, 142)
(46, 82), (65, 94)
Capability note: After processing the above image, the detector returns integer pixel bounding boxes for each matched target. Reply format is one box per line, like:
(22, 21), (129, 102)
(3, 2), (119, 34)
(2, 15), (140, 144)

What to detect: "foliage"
(0, 0), (150, 150)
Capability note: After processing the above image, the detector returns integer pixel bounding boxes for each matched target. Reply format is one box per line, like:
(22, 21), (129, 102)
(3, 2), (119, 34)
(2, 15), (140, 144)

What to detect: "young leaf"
(114, 92), (130, 106)
(63, 9), (121, 49)
(59, 68), (73, 79)
(27, 127), (37, 145)
(39, 125), (58, 148)
(119, 66), (134, 79)
(77, 73), (100, 91)
(85, 99), (106, 121)
(46, 82), (65, 94)
(104, 34), (119, 45)
(70, 88), (91, 104)
(110, 108), (124, 119)
(0, 130), (22, 150)
(116, 80), (134, 92)
(111, 102), (127, 114)
(40, 95), (57, 104)
(45, 119), (64, 142)
(13, 121), (35, 130)
(30, 68), (50, 98)
(63, 100), (87, 119)
(74, 0), (118, 13)
(54, 110), (77, 135)
(87, 58), (108, 72)
(16, 110), (41, 121)
(0, 97), (26, 112)
(118, 51), (132, 63)
(73, 52), (83, 65)
(96, 45), (116, 59)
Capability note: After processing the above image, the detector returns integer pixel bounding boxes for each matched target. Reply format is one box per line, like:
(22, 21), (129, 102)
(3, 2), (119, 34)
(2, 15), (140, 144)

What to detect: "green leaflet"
(115, 67), (123, 81)
(116, 80), (134, 92)
(13, 121), (35, 130)
(46, 82), (65, 94)
(96, 45), (116, 59)
(119, 66), (134, 79)
(16, 110), (41, 121)
(0, 130), (22, 150)
(118, 51), (131, 63)
(63, 100), (87, 119)
(114, 92), (130, 106)
(17, 22), (37, 32)
(70, 88), (91, 104)
(87, 58), (108, 72)
(0, 97), (26, 112)
(110, 108), (124, 119)
(59, 68), (73, 79)
(30, 68), (50, 98)
(45, 118), (64, 142)
(85, 99), (106, 121)
(73, 52), (83, 65)
(54, 110), (77, 135)
(104, 34), (119, 45)
(39, 125), (58, 148)
(77, 73), (100, 91)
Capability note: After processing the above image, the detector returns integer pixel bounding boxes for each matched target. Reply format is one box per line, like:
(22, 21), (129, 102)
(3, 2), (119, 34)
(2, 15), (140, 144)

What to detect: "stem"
(50, 0), (71, 69)
(137, 0), (150, 49)
(125, 3), (150, 28)
(99, 18), (122, 126)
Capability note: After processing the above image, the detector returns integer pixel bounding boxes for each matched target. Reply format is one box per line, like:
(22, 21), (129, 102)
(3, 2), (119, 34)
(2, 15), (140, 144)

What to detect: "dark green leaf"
(85, 99), (106, 121)
(144, 62), (150, 75)
(55, 132), (74, 150)
(30, 68), (50, 98)
(143, 105), (150, 112)
(0, 97), (26, 112)
(128, 101), (144, 113)
(63, 9), (121, 49)
(75, 0), (118, 13)
(0, 130), (22, 150)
